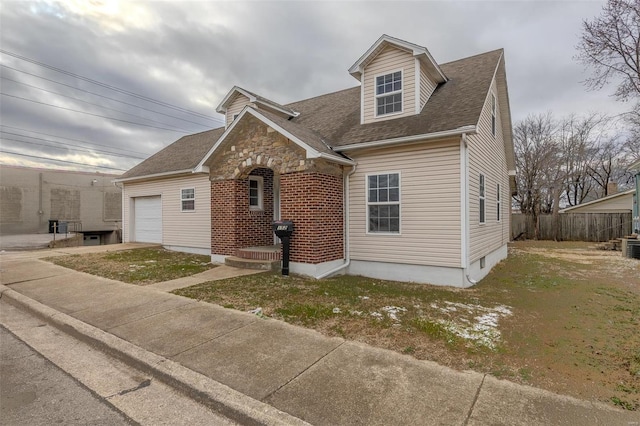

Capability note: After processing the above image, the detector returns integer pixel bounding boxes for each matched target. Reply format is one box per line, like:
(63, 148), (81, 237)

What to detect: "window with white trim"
(496, 183), (501, 222)
(181, 188), (195, 211)
(491, 94), (497, 137)
(367, 173), (400, 233)
(248, 176), (263, 210)
(479, 174), (486, 224)
(376, 71), (402, 116)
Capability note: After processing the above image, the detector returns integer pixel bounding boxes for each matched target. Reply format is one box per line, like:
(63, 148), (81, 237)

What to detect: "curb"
(0, 284), (310, 426)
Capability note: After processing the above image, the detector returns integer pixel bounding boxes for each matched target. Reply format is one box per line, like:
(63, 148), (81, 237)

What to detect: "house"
(0, 165), (122, 245)
(631, 159), (640, 234)
(559, 186), (634, 214)
(116, 35), (515, 287)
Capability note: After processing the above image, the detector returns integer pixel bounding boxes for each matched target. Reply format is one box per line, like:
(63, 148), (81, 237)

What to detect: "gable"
(225, 93), (251, 127)
(362, 45), (416, 124)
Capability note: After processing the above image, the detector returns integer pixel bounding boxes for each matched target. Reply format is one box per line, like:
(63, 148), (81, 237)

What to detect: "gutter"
(311, 152), (356, 166)
(335, 125), (477, 152)
(315, 162), (358, 279)
(459, 133), (478, 286)
(113, 169), (199, 184)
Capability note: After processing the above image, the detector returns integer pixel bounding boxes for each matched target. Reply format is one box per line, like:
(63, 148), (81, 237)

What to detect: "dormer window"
(376, 71), (402, 116)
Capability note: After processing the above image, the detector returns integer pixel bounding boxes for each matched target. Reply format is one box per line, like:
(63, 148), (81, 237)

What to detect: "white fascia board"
(349, 34), (446, 82)
(313, 152), (356, 166)
(113, 169), (195, 184)
(630, 159), (640, 170)
(215, 86), (257, 114)
(194, 106), (353, 171)
(195, 105), (251, 172)
(335, 126), (477, 152)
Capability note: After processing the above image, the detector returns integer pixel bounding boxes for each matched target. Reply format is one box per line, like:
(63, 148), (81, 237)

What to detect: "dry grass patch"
(47, 247), (213, 284)
(174, 241), (640, 411)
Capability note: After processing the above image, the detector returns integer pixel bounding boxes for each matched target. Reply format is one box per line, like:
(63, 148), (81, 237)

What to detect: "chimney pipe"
(607, 182), (618, 195)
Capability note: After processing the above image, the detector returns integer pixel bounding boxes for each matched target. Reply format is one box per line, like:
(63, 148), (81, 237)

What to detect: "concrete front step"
(225, 256), (281, 271)
(236, 245), (282, 261)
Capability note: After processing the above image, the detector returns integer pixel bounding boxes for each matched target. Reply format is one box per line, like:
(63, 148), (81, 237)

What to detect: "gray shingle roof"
(288, 49), (503, 147)
(119, 128), (224, 179)
(122, 48), (503, 180)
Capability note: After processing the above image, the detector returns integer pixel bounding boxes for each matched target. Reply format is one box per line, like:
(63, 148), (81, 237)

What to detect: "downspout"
(315, 162), (358, 279)
(461, 133), (477, 286)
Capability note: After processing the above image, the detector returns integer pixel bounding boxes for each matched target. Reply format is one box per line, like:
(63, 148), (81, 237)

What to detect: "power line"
(0, 150), (127, 171)
(0, 125), (151, 156)
(1, 92), (191, 133)
(0, 49), (222, 123)
(0, 65), (222, 128)
(0, 134), (146, 160)
(1, 76), (194, 132)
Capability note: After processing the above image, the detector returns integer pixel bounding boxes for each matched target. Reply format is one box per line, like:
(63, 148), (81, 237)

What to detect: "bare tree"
(512, 113), (561, 239)
(558, 114), (604, 206)
(577, 0), (640, 100)
(588, 139), (624, 196)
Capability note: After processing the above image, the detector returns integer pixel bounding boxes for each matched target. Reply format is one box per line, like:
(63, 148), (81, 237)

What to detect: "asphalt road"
(0, 326), (134, 426)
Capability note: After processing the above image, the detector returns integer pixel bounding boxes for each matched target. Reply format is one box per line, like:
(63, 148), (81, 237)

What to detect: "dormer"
(216, 86), (299, 128)
(349, 35), (448, 125)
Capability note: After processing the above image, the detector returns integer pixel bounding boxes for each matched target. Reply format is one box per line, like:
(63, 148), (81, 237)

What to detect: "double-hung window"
(479, 174), (486, 224)
(376, 71), (402, 116)
(181, 188), (195, 211)
(367, 173), (400, 233)
(248, 176), (263, 210)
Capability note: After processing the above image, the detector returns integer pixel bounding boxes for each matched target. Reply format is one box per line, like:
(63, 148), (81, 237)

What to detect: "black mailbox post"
(272, 220), (294, 276)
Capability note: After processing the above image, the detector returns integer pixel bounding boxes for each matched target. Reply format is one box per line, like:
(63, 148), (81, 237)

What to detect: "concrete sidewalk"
(0, 250), (637, 425)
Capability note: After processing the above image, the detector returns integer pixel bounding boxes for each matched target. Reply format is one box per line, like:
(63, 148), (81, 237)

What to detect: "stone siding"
(207, 113), (342, 180)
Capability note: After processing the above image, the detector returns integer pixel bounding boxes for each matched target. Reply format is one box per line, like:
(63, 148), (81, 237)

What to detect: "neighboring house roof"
(121, 46), (508, 181)
(630, 158), (640, 171)
(559, 189), (634, 213)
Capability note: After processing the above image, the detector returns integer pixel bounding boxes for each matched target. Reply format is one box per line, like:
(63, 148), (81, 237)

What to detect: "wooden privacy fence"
(511, 212), (632, 242)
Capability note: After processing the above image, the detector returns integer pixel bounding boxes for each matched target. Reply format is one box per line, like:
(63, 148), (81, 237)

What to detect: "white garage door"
(134, 196), (162, 243)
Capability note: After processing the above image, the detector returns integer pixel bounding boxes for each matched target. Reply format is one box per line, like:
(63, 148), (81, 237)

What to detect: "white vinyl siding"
(123, 174), (211, 250)
(349, 139), (461, 267)
(363, 45), (416, 124)
(468, 79), (510, 262)
(226, 93), (251, 127)
(419, 64), (438, 110)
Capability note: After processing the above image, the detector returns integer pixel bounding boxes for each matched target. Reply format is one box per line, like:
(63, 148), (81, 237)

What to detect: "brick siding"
(280, 172), (344, 264)
(211, 168), (274, 255)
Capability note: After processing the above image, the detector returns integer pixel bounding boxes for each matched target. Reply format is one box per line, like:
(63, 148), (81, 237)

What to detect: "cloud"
(0, 0), (621, 172)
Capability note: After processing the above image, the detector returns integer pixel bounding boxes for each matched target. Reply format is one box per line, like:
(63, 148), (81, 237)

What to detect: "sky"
(0, 0), (629, 174)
